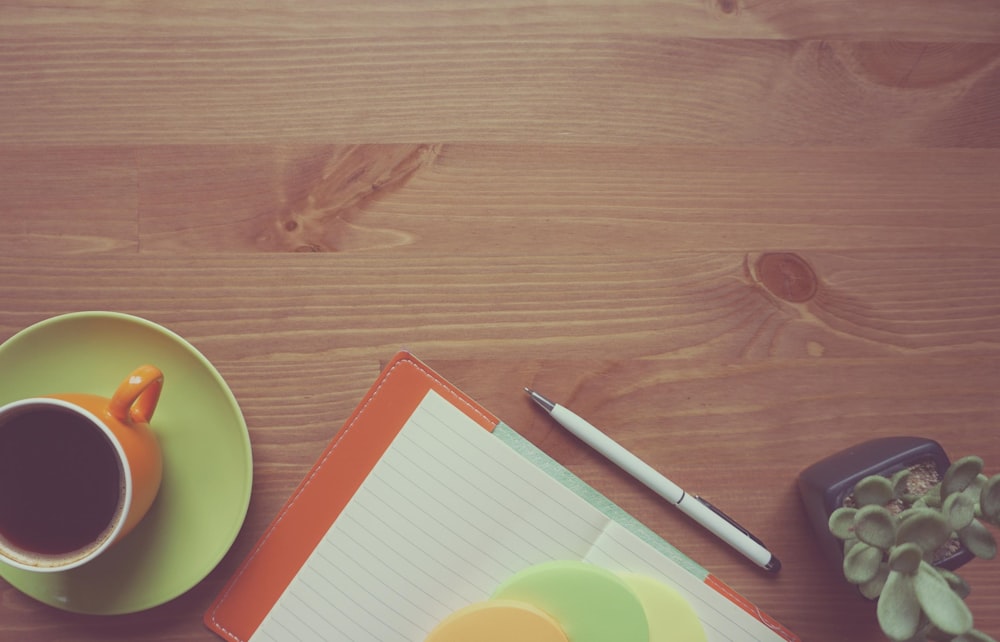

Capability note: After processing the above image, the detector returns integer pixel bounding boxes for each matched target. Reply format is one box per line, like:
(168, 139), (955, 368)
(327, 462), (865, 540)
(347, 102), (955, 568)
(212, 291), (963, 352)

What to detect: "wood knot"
(851, 43), (1000, 89)
(754, 252), (818, 303)
(717, 0), (738, 14)
(705, 0), (740, 16)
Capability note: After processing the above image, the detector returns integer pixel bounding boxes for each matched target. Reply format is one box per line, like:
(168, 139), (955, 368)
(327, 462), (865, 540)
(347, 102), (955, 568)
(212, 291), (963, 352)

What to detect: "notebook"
(205, 352), (798, 642)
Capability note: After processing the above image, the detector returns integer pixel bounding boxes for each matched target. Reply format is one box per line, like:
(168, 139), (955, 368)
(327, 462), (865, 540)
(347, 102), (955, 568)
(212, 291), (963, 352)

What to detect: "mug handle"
(108, 365), (164, 424)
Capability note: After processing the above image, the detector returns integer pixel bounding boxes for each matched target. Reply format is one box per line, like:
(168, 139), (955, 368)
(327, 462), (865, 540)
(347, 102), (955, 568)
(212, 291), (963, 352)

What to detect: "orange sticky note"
(425, 599), (567, 642)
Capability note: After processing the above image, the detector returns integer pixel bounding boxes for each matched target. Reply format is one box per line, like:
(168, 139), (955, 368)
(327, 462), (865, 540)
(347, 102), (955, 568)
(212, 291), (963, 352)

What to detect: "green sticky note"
(492, 560), (649, 642)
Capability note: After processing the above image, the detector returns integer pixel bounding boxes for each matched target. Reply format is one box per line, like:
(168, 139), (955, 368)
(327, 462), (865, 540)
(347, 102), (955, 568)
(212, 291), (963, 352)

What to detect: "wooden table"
(2, 3), (999, 641)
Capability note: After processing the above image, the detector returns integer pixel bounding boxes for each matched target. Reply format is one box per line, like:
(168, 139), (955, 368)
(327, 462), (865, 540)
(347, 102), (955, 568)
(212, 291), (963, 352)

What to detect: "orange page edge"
(704, 575), (799, 641)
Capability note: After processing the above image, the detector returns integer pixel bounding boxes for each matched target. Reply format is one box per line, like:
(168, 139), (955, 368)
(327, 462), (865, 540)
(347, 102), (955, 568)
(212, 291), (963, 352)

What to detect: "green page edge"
(493, 422), (709, 581)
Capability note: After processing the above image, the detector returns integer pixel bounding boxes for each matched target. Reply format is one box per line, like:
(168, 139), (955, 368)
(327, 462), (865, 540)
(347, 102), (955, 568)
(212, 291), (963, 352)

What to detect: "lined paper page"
(250, 390), (786, 642)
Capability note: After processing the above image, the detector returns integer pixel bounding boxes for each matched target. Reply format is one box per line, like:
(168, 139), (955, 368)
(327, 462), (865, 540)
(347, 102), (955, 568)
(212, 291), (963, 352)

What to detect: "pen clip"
(693, 495), (766, 546)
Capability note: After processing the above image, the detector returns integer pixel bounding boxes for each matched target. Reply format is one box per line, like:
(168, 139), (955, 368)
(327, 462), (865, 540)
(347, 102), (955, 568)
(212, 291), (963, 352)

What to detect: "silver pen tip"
(524, 388), (556, 412)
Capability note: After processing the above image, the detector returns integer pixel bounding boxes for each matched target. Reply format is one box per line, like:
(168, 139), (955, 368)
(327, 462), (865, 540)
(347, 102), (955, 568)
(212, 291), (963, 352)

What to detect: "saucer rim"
(0, 311), (253, 614)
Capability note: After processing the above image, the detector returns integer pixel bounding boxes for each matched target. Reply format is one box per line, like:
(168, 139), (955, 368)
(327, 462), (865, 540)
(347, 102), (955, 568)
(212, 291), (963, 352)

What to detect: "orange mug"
(0, 365), (164, 572)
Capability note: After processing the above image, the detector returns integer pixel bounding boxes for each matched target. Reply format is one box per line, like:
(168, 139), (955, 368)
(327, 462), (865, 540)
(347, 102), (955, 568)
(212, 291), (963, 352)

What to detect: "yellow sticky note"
(619, 573), (707, 642)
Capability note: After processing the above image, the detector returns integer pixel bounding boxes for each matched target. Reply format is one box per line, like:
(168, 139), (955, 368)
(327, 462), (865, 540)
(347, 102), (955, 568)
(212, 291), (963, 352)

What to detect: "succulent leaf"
(943, 492), (977, 531)
(942, 457), (984, 496)
(877, 571), (921, 641)
(961, 474), (988, 507)
(855, 505), (897, 550)
(855, 475), (895, 506)
(844, 541), (884, 584)
(897, 509), (952, 555)
(891, 469), (911, 498)
(888, 542), (923, 574)
(957, 519), (997, 560)
(829, 507), (858, 539)
(936, 568), (971, 599)
(980, 474), (1000, 525)
(914, 561), (974, 636)
(860, 563), (890, 600)
(922, 483), (943, 508)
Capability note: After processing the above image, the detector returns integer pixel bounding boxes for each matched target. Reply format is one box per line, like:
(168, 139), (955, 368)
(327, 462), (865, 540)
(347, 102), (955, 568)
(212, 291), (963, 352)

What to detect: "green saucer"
(0, 312), (253, 614)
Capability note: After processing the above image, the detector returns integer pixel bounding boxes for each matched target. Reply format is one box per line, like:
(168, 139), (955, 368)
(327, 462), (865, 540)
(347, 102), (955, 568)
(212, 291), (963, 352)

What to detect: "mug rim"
(0, 397), (134, 572)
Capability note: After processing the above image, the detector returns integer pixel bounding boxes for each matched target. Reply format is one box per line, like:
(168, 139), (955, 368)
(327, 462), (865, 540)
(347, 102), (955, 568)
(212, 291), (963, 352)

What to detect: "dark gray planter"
(798, 436), (975, 572)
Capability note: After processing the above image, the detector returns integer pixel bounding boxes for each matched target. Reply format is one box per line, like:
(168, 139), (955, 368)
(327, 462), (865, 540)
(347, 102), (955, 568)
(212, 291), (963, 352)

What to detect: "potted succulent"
(799, 437), (974, 571)
(802, 440), (1000, 642)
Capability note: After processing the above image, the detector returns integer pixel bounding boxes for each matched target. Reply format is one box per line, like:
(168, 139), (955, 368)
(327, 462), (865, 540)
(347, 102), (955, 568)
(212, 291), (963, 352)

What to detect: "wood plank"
(2, 251), (999, 363)
(128, 144), (1000, 254)
(2, 0), (999, 42)
(2, 38), (998, 145)
(6, 145), (998, 256)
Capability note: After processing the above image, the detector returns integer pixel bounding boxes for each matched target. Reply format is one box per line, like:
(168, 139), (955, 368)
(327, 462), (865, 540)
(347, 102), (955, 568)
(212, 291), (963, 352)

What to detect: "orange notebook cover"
(204, 352), (798, 642)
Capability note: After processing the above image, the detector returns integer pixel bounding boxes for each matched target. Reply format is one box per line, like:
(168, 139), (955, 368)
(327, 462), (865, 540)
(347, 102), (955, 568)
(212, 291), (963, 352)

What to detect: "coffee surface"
(0, 408), (123, 556)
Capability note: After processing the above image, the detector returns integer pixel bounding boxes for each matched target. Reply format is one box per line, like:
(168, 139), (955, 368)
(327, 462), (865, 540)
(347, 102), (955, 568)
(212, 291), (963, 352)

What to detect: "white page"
(250, 390), (789, 642)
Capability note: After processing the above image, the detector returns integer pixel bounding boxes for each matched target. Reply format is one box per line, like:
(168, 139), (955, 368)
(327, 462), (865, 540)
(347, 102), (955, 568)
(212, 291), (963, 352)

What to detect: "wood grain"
(1, 38), (998, 145)
(2, 1), (1000, 641)
(2, 251), (999, 362)
(2, 0), (999, 42)
(3, 145), (998, 256)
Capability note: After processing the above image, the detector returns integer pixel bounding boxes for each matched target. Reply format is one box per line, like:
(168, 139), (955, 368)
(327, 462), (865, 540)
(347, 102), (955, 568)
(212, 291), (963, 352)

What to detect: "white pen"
(524, 388), (781, 573)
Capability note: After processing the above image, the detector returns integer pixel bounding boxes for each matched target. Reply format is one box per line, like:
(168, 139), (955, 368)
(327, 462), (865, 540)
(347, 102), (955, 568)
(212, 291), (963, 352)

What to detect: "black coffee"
(0, 407), (123, 555)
